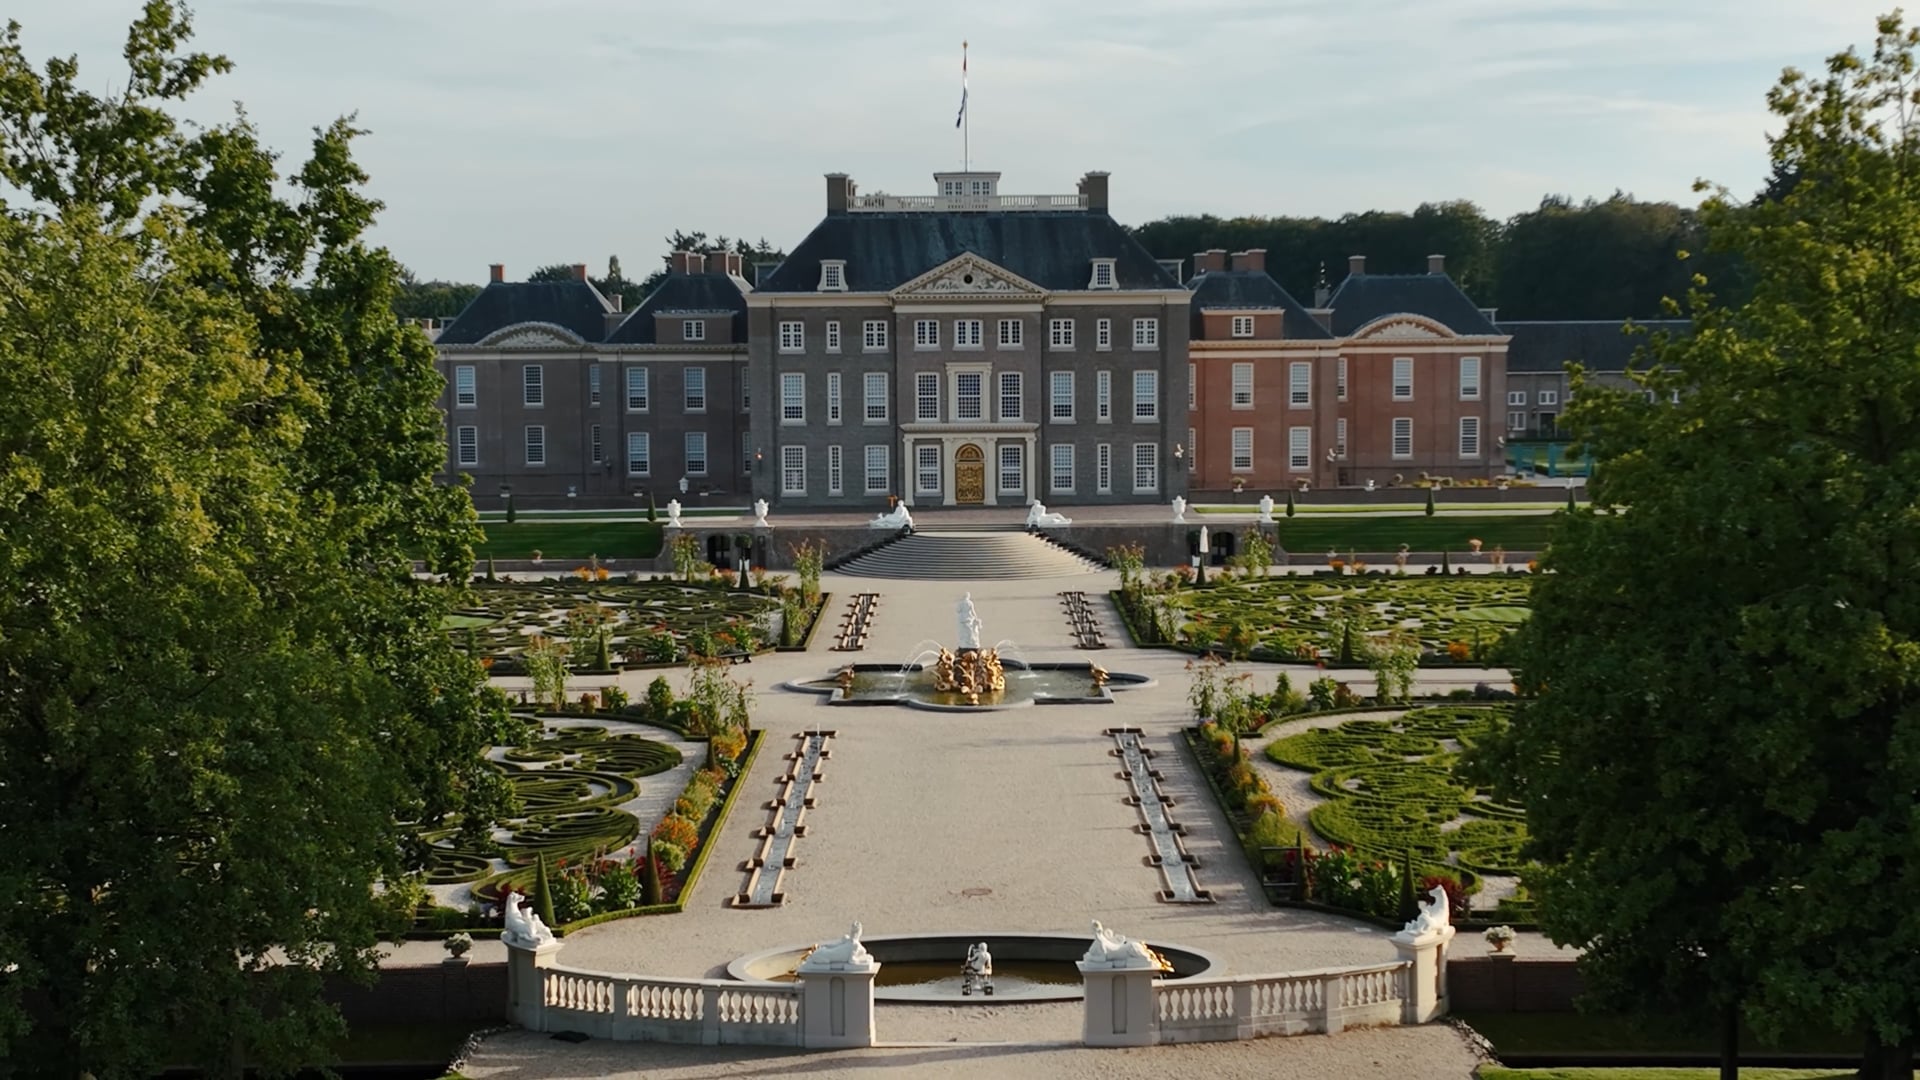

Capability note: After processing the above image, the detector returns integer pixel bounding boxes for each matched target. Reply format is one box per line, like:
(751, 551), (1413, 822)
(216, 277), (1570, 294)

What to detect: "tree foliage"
(1478, 13), (1920, 1074)
(0, 4), (510, 1074)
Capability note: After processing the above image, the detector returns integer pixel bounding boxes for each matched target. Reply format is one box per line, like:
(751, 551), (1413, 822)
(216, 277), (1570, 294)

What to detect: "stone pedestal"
(1079, 962), (1161, 1047)
(1390, 924), (1457, 1025)
(505, 938), (565, 1031)
(796, 959), (879, 1049)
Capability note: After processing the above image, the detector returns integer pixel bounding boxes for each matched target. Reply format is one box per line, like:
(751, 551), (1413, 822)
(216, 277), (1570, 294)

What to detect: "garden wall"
(326, 962), (506, 1026)
(1196, 486), (1579, 506)
(1448, 957), (1584, 1013)
(647, 526), (901, 573)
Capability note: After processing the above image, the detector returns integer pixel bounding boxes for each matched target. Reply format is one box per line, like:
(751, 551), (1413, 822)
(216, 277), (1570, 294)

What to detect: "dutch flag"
(956, 45), (968, 128)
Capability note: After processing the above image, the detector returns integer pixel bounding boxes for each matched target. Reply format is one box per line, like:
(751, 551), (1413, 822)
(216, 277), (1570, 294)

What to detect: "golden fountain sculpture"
(932, 646), (1006, 705)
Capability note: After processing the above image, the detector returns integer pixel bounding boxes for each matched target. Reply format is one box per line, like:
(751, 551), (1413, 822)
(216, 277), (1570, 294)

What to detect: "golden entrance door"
(954, 444), (986, 504)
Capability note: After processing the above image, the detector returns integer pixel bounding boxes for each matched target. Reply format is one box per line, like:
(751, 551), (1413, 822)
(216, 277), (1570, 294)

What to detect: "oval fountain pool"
(785, 661), (1153, 712)
(727, 933), (1215, 1002)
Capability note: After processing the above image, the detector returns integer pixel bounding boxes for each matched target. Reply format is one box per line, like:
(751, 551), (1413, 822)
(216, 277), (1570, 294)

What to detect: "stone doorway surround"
(899, 422), (1037, 508)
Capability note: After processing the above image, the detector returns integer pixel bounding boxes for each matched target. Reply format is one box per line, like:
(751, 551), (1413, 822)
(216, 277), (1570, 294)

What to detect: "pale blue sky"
(17, 0), (1891, 282)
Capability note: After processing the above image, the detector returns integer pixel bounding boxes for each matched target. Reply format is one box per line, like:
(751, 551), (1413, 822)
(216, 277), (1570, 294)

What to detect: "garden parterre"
(1179, 575), (1533, 661)
(446, 580), (789, 668)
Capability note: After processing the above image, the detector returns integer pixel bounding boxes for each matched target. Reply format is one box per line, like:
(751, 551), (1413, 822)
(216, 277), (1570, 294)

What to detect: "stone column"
(1390, 924), (1457, 1025)
(796, 954), (880, 1049)
(1078, 961), (1160, 1047)
(505, 938), (565, 1031)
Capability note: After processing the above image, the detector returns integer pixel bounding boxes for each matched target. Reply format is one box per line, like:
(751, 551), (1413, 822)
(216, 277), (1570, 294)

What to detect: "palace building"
(430, 168), (1660, 508)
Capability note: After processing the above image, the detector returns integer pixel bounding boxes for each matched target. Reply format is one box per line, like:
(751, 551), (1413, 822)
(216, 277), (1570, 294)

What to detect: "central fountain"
(932, 593), (1006, 705)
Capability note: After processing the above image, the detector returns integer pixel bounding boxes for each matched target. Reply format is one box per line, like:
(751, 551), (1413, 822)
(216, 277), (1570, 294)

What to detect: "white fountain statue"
(753, 499), (770, 528)
(957, 592), (983, 651)
(1171, 496), (1187, 523)
(502, 892), (556, 949)
(664, 499), (683, 528)
(870, 502), (914, 530)
(961, 941), (995, 996)
(1083, 920), (1170, 970)
(1258, 494), (1275, 523)
(1400, 884), (1451, 937)
(799, 921), (876, 970)
(1026, 501), (1072, 528)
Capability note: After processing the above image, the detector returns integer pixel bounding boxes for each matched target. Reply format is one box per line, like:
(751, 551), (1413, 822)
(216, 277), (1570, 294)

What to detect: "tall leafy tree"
(1479, 13), (1920, 1078)
(0, 4), (510, 1074)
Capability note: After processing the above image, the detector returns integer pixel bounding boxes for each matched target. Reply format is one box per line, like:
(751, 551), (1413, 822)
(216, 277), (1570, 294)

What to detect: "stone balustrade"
(1152, 961), (1410, 1043)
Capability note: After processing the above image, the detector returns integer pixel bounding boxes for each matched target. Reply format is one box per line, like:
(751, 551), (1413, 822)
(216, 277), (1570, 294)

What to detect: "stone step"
(837, 532), (1104, 580)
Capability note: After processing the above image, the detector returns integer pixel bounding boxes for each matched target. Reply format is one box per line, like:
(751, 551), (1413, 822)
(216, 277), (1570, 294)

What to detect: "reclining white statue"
(1401, 884), (1451, 936)
(1083, 920), (1165, 969)
(802, 921), (874, 968)
(502, 891), (556, 948)
(1025, 501), (1072, 528)
(869, 503), (913, 530)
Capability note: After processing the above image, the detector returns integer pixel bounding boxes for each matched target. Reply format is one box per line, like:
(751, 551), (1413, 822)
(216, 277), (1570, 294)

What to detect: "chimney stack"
(1192, 249), (1228, 275)
(826, 172), (855, 213)
(572, 263), (589, 282)
(1078, 170), (1110, 213)
(671, 251), (707, 275)
(609, 292), (623, 312)
(711, 251), (742, 277)
(489, 264), (505, 283)
(1427, 253), (1446, 275)
(1348, 254), (1367, 277)
(1230, 249), (1267, 273)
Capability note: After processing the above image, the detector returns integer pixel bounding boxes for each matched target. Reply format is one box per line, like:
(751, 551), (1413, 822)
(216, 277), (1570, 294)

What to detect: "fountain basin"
(727, 932), (1216, 1002)
(784, 661), (1153, 711)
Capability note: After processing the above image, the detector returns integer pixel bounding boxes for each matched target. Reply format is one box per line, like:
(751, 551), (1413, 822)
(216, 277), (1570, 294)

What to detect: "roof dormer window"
(1090, 259), (1117, 290)
(819, 260), (847, 292)
(684, 318), (706, 342)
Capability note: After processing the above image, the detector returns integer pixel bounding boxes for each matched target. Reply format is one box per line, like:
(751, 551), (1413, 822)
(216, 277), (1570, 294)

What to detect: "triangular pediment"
(1351, 314), (1455, 340)
(479, 322), (588, 347)
(892, 254), (1048, 300)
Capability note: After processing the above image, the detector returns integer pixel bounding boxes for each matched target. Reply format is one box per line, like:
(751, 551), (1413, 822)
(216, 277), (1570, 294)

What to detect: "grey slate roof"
(755, 211), (1181, 293)
(1186, 270), (1334, 341)
(435, 281), (614, 346)
(1500, 319), (1692, 374)
(604, 273), (750, 346)
(1324, 273), (1501, 337)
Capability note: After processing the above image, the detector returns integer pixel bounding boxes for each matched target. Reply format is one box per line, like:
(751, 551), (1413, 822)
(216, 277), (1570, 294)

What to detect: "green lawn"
(1265, 514), (1560, 553)
(475, 521), (663, 560)
(1479, 1070), (1850, 1080)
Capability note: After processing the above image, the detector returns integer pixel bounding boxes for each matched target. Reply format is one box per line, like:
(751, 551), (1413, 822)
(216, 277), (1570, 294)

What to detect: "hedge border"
(774, 592), (831, 653)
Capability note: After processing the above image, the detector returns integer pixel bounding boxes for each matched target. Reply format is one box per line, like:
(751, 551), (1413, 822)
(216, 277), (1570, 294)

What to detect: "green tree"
(1477, 16), (1920, 1077)
(0, 7), (510, 1074)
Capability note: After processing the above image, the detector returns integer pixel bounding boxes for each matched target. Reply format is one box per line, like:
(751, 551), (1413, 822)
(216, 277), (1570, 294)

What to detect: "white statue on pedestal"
(956, 593), (983, 651)
(1026, 501), (1072, 528)
(665, 499), (683, 528)
(502, 892), (556, 948)
(753, 499), (770, 528)
(870, 503), (913, 530)
(800, 921), (875, 969)
(1401, 884), (1451, 936)
(962, 941), (995, 996)
(1083, 920), (1167, 970)
(1258, 494), (1275, 523)
(1172, 496), (1187, 523)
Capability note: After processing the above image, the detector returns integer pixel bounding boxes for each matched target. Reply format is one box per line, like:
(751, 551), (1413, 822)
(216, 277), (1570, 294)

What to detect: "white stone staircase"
(836, 530), (1105, 580)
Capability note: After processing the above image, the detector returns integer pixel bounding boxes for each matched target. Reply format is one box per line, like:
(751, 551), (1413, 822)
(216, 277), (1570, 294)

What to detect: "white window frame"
(685, 431), (708, 476)
(1539, 389), (1560, 406)
(1289, 361), (1311, 408)
(1393, 357), (1414, 401)
(1233, 427), (1256, 472)
(1090, 259), (1117, 289)
(781, 372), (805, 424)
(1050, 370), (1074, 421)
(998, 444), (1024, 495)
(1459, 356), (1481, 400)
(828, 444), (844, 496)
(916, 445), (942, 494)
(1096, 318), (1112, 351)
(625, 366), (648, 412)
(825, 320), (842, 353)
(522, 364), (544, 407)
(915, 373), (940, 421)
(683, 366), (707, 413)
(1459, 415), (1482, 458)
(626, 431), (650, 476)
(1230, 315), (1254, 338)
(864, 372), (889, 422)
(589, 424), (602, 465)
(1508, 389), (1528, 406)
(827, 371), (843, 425)
(819, 260), (847, 291)
(998, 318), (1023, 348)
(1335, 417), (1348, 460)
(863, 319), (888, 352)
(1096, 443), (1112, 493)
(955, 371), (984, 421)
(864, 444), (889, 494)
(1509, 410), (1528, 432)
(1132, 443), (1159, 494)
(1188, 362), (1196, 411)
(1337, 356), (1348, 401)
(781, 445), (806, 495)
(455, 425), (478, 466)
(955, 319), (983, 349)
(683, 318), (706, 343)
(1189, 427), (1197, 471)
(779, 321), (804, 353)
(1232, 363), (1254, 409)
(1096, 370), (1112, 421)
(1288, 426), (1310, 471)
(1132, 369), (1158, 422)
(1392, 417), (1413, 459)
(454, 365), (476, 408)
(588, 364), (601, 406)
(998, 371), (1022, 421)
(1050, 443), (1075, 494)
(1132, 318), (1159, 349)
(742, 432), (753, 476)
(915, 319), (939, 349)
(1049, 318), (1075, 349)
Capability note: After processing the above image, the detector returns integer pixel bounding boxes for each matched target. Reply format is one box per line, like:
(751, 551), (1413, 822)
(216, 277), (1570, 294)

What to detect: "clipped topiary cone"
(1397, 849), (1419, 924)
(641, 850), (662, 906)
(534, 852), (558, 928)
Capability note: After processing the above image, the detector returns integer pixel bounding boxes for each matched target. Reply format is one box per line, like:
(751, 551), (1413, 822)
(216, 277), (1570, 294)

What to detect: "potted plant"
(1467, 538), (1483, 554)
(444, 932), (474, 965)
(531, 548), (545, 565)
(1484, 925), (1516, 957)
(1231, 476), (1247, 500)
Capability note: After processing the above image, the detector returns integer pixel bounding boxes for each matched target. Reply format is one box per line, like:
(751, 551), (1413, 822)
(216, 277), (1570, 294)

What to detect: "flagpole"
(962, 41), (970, 173)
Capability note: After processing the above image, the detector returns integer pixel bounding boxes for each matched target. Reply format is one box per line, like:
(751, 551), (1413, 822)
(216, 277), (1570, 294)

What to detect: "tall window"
(743, 432), (753, 475)
(820, 262), (845, 290)
(1459, 415), (1481, 457)
(916, 373), (940, 421)
(626, 431), (649, 475)
(1090, 259), (1116, 288)
(781, 372), (805, 423)
(998, 319), (1023, 348)
(998, 372), (1022, 420)
(955, 319), (983, 348)
(1188, 362), (1196, 410)
(828, 445), (843, 495)
(1231, 315), (1254, 337)
(522, 365), (544, 406)
(827, 371), (842, 424)
(780, 446), (806, 494)
(999, 445), (1023, 494)
(1133, 370), (1158, 421)
(1336, 417), (1348, 459)
(779, 321), (804, 352)
(1459, 356), (1481, 400)
(1096, 443), (1112, 493)
(1289, 361), (1311, 407)
(1232, 362), (1254, 408)
(1233, 427), (1255, 471)
(864, 372), (889, 421)
(1392, 357), (1414, 400)
(863, 320), (888, 351)
(590, 424), (602, 464)
(455, 426), (478, 466)
(1132, 443), (1159, 493)
(916, 445), (941, 493)
(1050, 444), (1075, 493)
(740, 377), (749, 412)
(915, 319), (938, 348)
(454, 365), (476, 407)
(626, 366), (649, 411)
(1050, 371), (1074, 420)
(864, 445), (889, 493)
(1097, 371), (1111, 420)
(1132, 318), (1159, 349)
(524, 425), (545, 465)
(588, 364), (601, 406)
(1049, 318), (1075, 349)
(956, 372), (983, 420)
(1189, 427), (1197, 470)
(1288, 426), (1310, 471)
(685, 431), (708, 475)
(1392, 417), (1413, 458)
(683, 366), (706, 412)
(683, 318), (705, 342)
(825, 320), (841, 352)
(1337, 356), (1348, 401)
(1096, 318), (1112, 350)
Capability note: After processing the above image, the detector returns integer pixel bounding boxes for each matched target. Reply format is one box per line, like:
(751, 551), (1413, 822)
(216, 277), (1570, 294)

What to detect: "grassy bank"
(1267, 513), (1561, 553)
(1458, 1012), (1860, 1056)
(475, 521), (664, 560)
